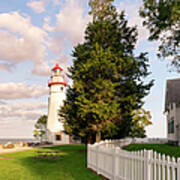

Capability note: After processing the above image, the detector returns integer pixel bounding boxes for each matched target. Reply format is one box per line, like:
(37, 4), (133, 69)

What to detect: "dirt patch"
(0, 157), (14, 160)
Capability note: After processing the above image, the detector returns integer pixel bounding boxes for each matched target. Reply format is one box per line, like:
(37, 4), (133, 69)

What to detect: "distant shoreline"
(0, 138), (39, 145)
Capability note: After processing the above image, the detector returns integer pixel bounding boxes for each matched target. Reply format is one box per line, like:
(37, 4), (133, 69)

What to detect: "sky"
(0, 0), (179, 138)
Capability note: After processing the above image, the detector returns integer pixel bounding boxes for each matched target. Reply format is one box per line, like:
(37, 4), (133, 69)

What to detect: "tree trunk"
(96, 131), (101, 143)
(87, 134), (93, 144)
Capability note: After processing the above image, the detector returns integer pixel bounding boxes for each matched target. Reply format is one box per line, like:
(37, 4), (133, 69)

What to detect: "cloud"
(55, 0), (91, 46)
(0, 102), (47, 119)
(27, 0), (46, 13)
(27, 0), (63, 13)
(32, 60), (51, 76)
(0, 119), (35, 138)
(0, 82), (48, 100)
(43, 17), (55, 32)
(45, 0), (91, 73)
(47, 35), (66, 54)
(0, 12), (51, 76)
(0, 102), (48, 138)
(52, 0), (62, 6)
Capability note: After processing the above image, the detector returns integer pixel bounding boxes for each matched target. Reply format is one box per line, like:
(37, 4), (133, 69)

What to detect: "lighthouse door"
(55, 132), (62, 141)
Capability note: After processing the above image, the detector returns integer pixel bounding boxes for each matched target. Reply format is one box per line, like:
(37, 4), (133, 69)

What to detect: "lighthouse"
(46, 64), (70, 144)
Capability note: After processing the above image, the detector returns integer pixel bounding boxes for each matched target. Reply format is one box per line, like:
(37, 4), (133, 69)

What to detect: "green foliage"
(89, 0), (114, 20)
(0, 145), (101, 180)
(60, 0), (153, 143)
(140, 0), (180, 71)
(33, 115), (47, 142)
(129, 108), (152, 138)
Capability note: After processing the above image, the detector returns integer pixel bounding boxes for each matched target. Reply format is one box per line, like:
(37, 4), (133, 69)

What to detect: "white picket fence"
(87, 141), (180, 180)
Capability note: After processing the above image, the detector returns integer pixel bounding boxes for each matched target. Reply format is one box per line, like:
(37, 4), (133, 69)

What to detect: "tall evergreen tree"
(60, 0), (153, 143)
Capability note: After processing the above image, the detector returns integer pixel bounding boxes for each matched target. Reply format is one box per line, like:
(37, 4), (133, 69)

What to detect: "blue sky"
(0, 0), (178, 138)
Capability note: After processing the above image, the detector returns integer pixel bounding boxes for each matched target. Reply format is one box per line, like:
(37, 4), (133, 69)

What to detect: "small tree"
(129, 108), (152, 138)
(33, 115), (47, 142)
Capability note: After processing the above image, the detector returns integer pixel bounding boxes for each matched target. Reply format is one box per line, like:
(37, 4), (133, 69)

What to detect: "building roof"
(165, 78), (180, 111)
(52, 64), (63, 71)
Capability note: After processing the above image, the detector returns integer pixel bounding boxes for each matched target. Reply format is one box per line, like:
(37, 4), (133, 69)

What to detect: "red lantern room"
(52, 64), (63, 72)
(48, 64), (67, 87)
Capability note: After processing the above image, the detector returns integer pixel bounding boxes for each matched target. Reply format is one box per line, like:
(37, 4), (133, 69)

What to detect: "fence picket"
(135, 151), (137, 180)
(172, 157), (176, 180)
(140, 150), (143, 180)
(154, 151), (157, 180)
(147, 150), (153, 180)
(144, 150), (147, 180)
(158, 153), (161, 180)
(162, 154), (166, 180)
(132, 151), (134, 180)
(166, 155), (170, 180)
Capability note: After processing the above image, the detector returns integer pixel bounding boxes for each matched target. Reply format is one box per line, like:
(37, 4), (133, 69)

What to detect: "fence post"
(144, 150), (147, 180)
(113, 147), (119, 180)
(147, 150), (153, 180)
(177, 158), (180, 180)
(96, 143), (99, 174)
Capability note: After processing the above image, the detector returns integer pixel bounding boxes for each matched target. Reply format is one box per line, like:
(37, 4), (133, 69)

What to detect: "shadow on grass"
(18, 145), (101, 180)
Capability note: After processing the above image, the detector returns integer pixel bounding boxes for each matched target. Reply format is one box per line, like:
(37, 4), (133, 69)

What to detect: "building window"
(171, 120), (174, 133)
(56, 134), (62, 141)
(171, 103), (173, 110)
(168, 122), (170, 134)
(168, 118), (175, 134)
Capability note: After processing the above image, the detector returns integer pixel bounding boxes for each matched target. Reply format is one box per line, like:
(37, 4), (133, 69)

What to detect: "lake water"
(0, 138), (39, 145)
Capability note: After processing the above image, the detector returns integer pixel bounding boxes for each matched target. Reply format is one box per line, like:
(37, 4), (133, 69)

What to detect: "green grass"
(0, 144), (102, 180)
(124, 143), (180, 158)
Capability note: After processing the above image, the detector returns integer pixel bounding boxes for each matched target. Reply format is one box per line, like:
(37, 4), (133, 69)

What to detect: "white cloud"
(55, 0), (91, 46)
(32, 60), (51, 76)
(27, 0), (46, 13)
(27, 0), (63, 13)
(53, 0), (62, 6)
(0, 102), (47, 119)
(0, 12), (47, 42)
(48, 35), (66, 55)
(0, 82), (48, 100)
(0, 120), (35, 138)
(0, 102), (48, 138)
(0, 12), (51, 76)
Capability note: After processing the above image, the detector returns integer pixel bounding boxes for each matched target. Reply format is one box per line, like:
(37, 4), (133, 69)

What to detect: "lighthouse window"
(61, 87), (64, 91)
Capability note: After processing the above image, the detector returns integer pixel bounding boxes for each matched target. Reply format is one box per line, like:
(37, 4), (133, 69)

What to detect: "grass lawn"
(124, 143), (180, 158)
(0, 144), (102, 180)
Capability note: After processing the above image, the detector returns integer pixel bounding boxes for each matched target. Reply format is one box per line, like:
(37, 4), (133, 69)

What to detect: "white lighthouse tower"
(47, 64), (70, 144)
